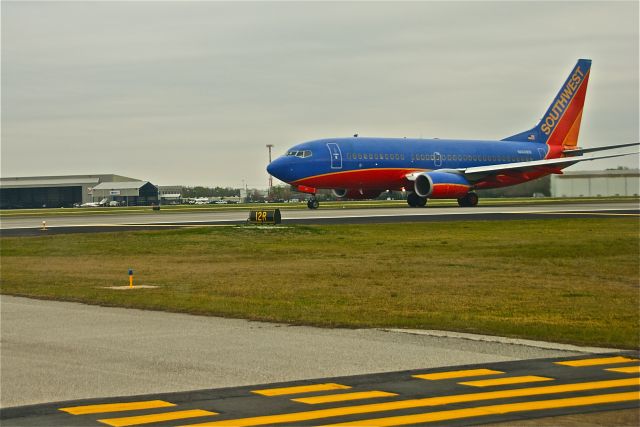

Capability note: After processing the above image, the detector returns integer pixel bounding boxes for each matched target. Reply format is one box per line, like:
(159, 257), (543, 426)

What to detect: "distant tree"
(270, 185), (292, 200)
(182, 186), (240, 198)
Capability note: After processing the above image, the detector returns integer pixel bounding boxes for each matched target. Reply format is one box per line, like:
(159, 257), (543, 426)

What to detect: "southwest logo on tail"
(503, 59), (591, 155)
(267, 59), (639, 209)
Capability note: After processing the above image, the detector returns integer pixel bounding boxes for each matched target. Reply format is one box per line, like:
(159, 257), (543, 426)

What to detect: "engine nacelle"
(331, 188), (383, 200)
(414, 171), (471, 199)
(331, 188), (348, 198)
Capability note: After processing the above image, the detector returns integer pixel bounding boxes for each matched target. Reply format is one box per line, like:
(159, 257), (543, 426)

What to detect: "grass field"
(1, 218), (638, 348)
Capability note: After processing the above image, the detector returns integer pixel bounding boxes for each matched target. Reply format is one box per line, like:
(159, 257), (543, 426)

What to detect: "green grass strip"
(1, 218), (638, 348)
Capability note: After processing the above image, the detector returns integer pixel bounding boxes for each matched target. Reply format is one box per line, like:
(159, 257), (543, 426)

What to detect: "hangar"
(551, 169), (640, 197)
(91, 181), (159, 206)
(0, 174), (155, 208)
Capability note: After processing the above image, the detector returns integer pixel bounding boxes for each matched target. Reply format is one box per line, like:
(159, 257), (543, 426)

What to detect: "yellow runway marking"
(180, 378), (638, 427)
(607, 366), (640, 374)
(252, 383), (351, 396)
(98, 410), (217, 427)
(556, 356), (639, 367)
(321, 391), (640, 426)
(413, 369), (503, 380)
(459, 375), (554, 387)
(293, 391), (398, 405)
(60, 400), (175, 415)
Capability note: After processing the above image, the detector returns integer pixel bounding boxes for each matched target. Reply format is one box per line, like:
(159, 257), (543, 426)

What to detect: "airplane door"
(434, 152), (442, 167)
(327, 143), (343, 169)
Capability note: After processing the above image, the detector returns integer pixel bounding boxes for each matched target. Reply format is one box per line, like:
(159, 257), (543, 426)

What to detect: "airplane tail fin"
(502, 59), (591, 151)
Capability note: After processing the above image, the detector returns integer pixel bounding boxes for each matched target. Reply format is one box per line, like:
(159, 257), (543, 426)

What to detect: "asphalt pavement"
(0, 296), (619, 409)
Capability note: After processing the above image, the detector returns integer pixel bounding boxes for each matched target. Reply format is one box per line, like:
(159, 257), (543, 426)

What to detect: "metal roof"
(0, 177), (100, 188)
(92, 181), (150, 190)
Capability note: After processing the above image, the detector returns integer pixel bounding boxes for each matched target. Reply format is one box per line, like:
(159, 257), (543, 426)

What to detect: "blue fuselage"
(267, 137), (549, 191)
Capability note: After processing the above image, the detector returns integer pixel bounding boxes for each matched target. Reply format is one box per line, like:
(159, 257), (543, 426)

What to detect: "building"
(551, 169), (640, 197)
(0, 174), (153, 208)
(158, 185), (184, 205)
(91, 181), (159, 206)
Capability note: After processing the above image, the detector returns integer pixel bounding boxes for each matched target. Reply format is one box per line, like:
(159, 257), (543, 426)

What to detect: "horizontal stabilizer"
(563, 142), (639, 156)
(461, 151), (639, 182)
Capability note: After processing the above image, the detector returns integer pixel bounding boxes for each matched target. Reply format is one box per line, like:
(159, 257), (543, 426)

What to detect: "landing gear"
(407, 192), (427, 208)
(457, 192), (479, 207)
(307, 197), (319, 209)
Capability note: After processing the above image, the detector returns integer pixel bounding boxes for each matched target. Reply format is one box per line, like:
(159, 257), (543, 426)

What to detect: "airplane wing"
(460, 150), (638, 183)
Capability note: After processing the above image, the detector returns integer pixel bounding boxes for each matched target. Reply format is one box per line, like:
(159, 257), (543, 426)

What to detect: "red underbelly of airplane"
(474, 167), (558, 189)
(294, 168), (423, 190)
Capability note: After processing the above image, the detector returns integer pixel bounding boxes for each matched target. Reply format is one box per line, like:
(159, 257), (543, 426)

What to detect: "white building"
(551, 170), (639, 197)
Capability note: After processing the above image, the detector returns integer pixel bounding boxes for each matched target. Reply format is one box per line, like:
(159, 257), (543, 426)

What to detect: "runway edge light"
(129, 269), (133, 288)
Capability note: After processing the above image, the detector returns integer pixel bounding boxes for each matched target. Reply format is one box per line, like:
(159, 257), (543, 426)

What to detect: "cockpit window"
(286, 150), (312, 158)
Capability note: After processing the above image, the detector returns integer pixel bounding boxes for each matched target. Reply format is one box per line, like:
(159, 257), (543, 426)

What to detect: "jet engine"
(414, 171), (471, 199)
(331, 189), (383, 200)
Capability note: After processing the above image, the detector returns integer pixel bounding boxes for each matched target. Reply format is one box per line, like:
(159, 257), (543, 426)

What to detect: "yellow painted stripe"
(413, 368), (503, 380)
(293, 391), (398, 405)
(459, 375), (554, 387)
(322, 391), (640, 426)
(252, 383), (351, 397)
(99, 410), (217, 427)
(555, 356), (639, 367)
(607, 366), (640, 374)
(60, 400), (175, 415)
(180, 378), (638, 427)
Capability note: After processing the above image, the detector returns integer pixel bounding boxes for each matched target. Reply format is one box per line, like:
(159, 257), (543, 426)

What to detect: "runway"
(1, 296), (637, 426)
(1, 202), (638, 236)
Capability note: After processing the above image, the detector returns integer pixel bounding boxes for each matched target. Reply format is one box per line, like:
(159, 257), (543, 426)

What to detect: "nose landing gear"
(307, 197), (319, 209)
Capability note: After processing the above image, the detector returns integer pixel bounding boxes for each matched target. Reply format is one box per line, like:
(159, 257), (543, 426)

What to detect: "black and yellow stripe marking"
(555, 356), (639, 367)
(252, 383), (351, 396)
(413, 368), (503, 380)
(60, 400), (217, 426)
(41, 355), (640, 427)
(181, 378), (638, 426)
(459, 375), (554, 387)
(60, 400), (176, 415)
(293, 391), (398, 405)
(321, 391), (640, 426)
(98, 410), (217, 427)
(607, 366), (640, 374)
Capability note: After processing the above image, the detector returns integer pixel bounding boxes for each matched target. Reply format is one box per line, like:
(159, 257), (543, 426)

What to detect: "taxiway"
(0, 202), (638, 236)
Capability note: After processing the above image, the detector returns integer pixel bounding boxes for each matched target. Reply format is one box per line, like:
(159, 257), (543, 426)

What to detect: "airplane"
(186, 197), (210, 205)
(79, 198), (109, 207)
(267, 59), (638, 209)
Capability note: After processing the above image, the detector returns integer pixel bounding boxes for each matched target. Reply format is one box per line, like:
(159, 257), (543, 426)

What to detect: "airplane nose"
(267, 157), (287, 181)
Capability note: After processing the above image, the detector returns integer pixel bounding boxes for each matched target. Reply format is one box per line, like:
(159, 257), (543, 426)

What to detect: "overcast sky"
(2, 1), (638, 188)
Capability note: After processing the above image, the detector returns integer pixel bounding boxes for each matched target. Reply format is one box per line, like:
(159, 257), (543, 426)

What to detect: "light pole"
(266, 144), (274, 198)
